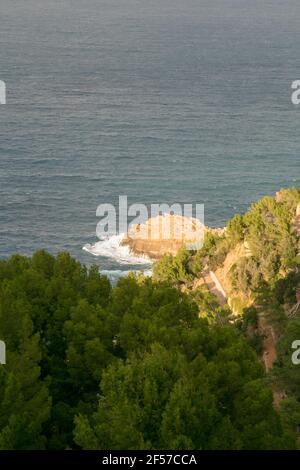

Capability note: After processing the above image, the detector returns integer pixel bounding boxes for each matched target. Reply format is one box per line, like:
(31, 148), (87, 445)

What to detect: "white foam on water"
(83, 233), (153, 265)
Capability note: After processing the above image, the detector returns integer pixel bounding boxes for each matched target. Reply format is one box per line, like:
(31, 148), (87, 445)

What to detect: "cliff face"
(213, 191), (300, 314)
(121, 214), (224, 259)
(293, 203), (300, 236)
(214, 242), (252, 315)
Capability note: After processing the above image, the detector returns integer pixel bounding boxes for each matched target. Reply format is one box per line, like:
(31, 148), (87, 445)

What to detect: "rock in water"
(121, 214), (223, 259)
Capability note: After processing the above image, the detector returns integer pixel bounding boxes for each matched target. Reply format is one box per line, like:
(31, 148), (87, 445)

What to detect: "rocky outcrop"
(121, 214), (224, 259)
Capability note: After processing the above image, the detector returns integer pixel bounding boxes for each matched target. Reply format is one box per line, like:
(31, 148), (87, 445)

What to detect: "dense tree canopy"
(0, 249), (296, 449)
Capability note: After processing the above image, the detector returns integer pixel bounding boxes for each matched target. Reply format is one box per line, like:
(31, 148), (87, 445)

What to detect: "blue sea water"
(0, 0), (300, 277)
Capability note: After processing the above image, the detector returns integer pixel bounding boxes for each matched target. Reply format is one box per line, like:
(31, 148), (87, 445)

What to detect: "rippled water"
(1, 0), (300, 275)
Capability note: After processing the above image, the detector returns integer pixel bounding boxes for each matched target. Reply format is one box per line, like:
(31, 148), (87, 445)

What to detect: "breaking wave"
(82, 233), (153, 265)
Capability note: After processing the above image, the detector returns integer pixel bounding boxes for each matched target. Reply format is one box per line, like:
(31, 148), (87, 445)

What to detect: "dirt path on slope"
(201, 260), (227, 307)
(259, 316), (277, 371)
(200, 261), (284, 408)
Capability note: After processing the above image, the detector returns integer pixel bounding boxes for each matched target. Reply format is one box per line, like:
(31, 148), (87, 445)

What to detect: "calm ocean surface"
(1, 0), (300, 278)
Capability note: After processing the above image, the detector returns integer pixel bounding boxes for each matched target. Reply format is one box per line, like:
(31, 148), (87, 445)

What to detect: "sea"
(1, 0), (300, 282)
